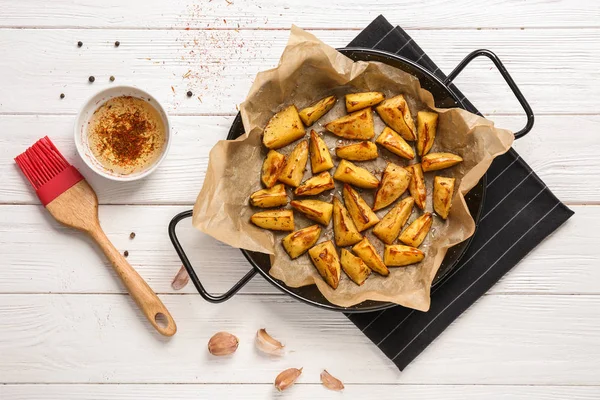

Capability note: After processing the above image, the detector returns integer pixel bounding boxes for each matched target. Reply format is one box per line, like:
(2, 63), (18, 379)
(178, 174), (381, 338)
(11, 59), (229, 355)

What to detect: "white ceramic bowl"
(74, 86), (171, 181)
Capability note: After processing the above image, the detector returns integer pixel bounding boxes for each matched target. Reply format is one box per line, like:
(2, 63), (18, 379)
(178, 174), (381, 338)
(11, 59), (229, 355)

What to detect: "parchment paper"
(192, 26), (513, 311)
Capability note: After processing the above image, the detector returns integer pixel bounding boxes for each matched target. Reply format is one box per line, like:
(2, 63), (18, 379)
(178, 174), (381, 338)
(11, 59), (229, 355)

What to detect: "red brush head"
(15, 136), (84, 206)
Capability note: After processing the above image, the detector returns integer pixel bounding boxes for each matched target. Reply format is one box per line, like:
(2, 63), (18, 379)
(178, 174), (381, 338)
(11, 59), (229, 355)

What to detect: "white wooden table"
(1, 1), (599, 398)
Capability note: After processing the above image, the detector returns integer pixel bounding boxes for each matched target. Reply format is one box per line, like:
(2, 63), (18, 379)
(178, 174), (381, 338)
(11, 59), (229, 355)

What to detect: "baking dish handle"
(443, 49), (534, 139)
(168, 209), (257, 303)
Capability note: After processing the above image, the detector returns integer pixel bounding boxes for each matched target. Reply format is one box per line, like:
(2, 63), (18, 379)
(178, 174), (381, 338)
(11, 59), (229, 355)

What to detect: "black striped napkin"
(345, 16), (574, 371)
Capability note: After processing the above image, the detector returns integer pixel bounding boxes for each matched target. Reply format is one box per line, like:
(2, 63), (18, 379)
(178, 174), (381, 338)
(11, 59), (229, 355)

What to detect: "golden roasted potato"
(309, 130), (334, 173)
(373, 197), (415, 244)
(352, 237), (389, 276)
(433, 176), (455, 219)
(308, 240), (341, 289)
(335, 141), (378, 161)
(343, 184), (380, 232)
(250, 183), (288, 208)
(282, 225), (322, 259)
(332, 197), (363, 247)
(345, 92), (385, 113)
(416, 111), (438, 156)
(250, 209), (294, 231)
(278, 140), (309, 187)
(383, 245), (424, 267)
(404, 163), (426, 210)
(373, 163), (412, 211)
(290, 199), (333, 226)
(340, 249), (372, 285)
(325, 108), (374, 140)
(421, 152), (463, 172)
(263, 105), (305, 149)
(294, 172), (335, 196)
(375, 95), (416, 141)
(299, 95), (336, 126)
(375, 127), (415, 160)
(333, 159), (379, 189)
(261, 150), (286, 188)
(399, 212), (433, 248)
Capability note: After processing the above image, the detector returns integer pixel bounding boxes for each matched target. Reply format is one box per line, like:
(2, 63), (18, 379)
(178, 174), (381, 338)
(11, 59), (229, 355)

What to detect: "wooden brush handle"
(89, 226), (177, 337)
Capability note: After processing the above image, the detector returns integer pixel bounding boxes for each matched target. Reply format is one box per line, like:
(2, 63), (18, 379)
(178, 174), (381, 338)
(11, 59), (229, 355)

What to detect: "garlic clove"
(207, 332), (239, 356)
(171, 265), (189, 290)
(274, 367), (302, 392)
(320, 369), (344, 391)
(255, 328), (284, 356)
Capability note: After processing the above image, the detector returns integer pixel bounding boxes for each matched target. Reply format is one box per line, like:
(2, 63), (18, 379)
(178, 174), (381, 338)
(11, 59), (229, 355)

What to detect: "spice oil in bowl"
(75, 86), (170, 181)
(87, 96), (166, 175)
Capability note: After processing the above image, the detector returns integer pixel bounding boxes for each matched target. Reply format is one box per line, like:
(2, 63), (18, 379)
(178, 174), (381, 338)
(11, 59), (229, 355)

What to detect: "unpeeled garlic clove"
(320, 370), (344, 391)
(274, 367), (302, 392)
(255, 328), (284, 356)
(171, 265), (189, 291)
(207, 332), (239, 356)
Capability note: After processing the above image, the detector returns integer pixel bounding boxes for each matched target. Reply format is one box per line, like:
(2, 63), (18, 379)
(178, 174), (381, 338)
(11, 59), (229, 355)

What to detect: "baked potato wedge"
(294, 172), (335, 196)
(352, 237), (389, 276)
(309, 130), (334, 173)
(433, 176), (455, 219)
(383, 245), (425, 267)
(421, 152), (463, 172)
(299, 95), (336, 126)
(325, 108), (374, 140)
(340, 248), (372, 285)
(290, 199), (333, 226)
(373, 197), (415, 244)
(335, 141), (378, 161)
(416, 111), (438, 156)
(250, 183), (288, 208)
(399, 212), (433, 248)
(263, 105), (305, 149)
(278, 140), (309, 187)
(261, 150), (286, 188)
(250, 209), (294, 231)
(404, 163), (427, 210)
(375, 126), (415, 160)
(373, 163), (412, 211)
(375, 95), (416, 141)
(343, 184), (380, 232)
(333, 159), (379, 189)
(345, 92), (385, 112)
(332, 197), (363, 247)
(308, 240), (341, 289)
(282, 225), (322, 259)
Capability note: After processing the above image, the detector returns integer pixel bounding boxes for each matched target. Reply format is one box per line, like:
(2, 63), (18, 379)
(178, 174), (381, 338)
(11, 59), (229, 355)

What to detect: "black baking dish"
(169, 47), (533, 313)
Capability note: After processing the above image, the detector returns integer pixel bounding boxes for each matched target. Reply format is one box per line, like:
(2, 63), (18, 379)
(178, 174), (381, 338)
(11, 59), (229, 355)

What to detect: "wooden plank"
(0, 0), (596, 29)
(2, 115), (598, 205)
(0, 293), (599, 384)
(0, 204), (591, 295)
(0, 29), (598, 115)
(1, 384), (599, 399)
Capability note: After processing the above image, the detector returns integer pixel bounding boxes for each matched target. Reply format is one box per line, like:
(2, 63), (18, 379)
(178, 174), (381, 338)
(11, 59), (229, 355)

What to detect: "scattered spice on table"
(60, 93), (65, 99)
(130, 232), (136, 239)
(123, 250), (129, 257)
(110, 76), (115, 82)
(77, 41), (83, 47)
(88, 76), (95, 83)
(114, 41), (120, 47)
(187, 90), (193, 97)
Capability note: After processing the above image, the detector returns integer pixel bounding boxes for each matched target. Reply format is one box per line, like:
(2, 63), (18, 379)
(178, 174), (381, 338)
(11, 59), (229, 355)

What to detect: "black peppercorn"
(187, 91), (193, 97)
(114, 41), (120, 47)
(124, 250), (129, 257)
(60, 93), (65, 99)
(109, 76), (115, 82)
(77, 41), (83, 47)
(129, 232), (135, 239)
(88, 76), (95, 83)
